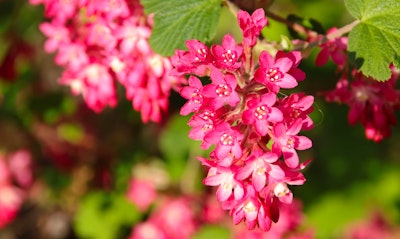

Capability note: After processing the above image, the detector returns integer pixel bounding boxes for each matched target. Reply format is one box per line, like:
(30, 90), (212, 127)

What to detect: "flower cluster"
(316, 28), (400, 142)
(172, 9), (314, 231)
(30, 0), (182, 123)
(0, 150), (33, 228)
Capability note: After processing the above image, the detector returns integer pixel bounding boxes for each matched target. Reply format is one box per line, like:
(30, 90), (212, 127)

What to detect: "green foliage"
(74, 192), (140, 239)
(192, 225), (230, 239)
(159, 114), (206, 183)
(141, 0), (222, 56)
(345, 0), (400, 81)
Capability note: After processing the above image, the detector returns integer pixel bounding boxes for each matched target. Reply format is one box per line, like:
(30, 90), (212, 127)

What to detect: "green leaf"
(192, 225), (230, 239)
(141, 0), (222, 56)
(345, 0), (400, 81)
(74, 192), (140, 239)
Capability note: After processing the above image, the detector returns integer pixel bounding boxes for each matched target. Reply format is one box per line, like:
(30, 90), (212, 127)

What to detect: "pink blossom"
(236, 150), (284, 192)
(242, 92), (283, 136)
(238, 9), (268, 47)
(201, 69), (240, 110)
(128, 222), (166, 239)
(204, 123), (243, 162)
(126, 178), (157, 212)
(211, 34), (243, 70)
(179, 76), (205, 115)
(278, 93), (314, 130)
(203, 166), (244, 202)
(272, 120), (312, 168)
(39, 22), (70, 53)
(151, 198), (197, 239)
(8, 150), (33, 188)
(276, 50), (306, 82)
(0, 186), (24, 228)
(254, 51), (298, 93)
(315, 27), (348, 67)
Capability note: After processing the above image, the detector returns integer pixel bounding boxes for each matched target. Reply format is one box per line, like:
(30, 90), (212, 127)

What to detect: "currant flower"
(271, 120), (312, 168)
(254, 51), (299, 93)
(242, 92), (283, 136)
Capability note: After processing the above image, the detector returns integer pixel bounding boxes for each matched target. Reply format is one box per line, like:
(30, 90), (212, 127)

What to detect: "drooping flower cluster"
(316, 28), (400, 142)
(171, 9), (314, 231)
(30, 0), (182, 123)
(0, 150), (33, 228)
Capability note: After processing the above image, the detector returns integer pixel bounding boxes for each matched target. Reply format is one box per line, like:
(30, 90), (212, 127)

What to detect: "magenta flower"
(276, 50), (306, 82)
(204, 166), (244, 202)
(201, 68), (240, 110)
(278, 93), (314, 130)
(180, 76), (205, 115)
(254, 51), (298, 93)
(315, 27), (348, 67)
(242, 92), (283, 136)
(236, 150), (284, 191)
(272, 120), (312, 168)
(204, 122), (243, 161)
(238, 8), (268, 47)
(230, 185), (263, 230)
(211, 34), (243, 70)
(39, 22), (70, 53)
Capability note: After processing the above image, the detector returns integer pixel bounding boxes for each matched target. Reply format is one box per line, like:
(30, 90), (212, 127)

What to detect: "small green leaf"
(141, 0), (222, 56)
(192, 225), (230, 239)
(74, 192), (140, 239)
(345, 0), (400, 81)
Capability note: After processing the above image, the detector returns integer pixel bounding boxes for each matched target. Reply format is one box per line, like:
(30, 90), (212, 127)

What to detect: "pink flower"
(204, 166), (244, 202)
(211, 34), (243, 70)
(271, 120), (312, 168)
(278, 93), (314, 130)
(126, 178), (157, 212)
(242, 92), (283, 136)
(39, 22), (70, 53)
(8, 150), (33, 188)
(201, 69), (240, 110)
(276, 50), (306, 82)
(236, 150), (284, 192)
(150, 198), (197, 239)
(204, 122), (243, 162)
(179, 76), (205, 115)
(238, 9), (268, 47)
(254, 51), (298, 93)
(315, 27), (348, 67)
(0, 186), (24, 228)
(128, 222), (166, 239)
(188, 110), (222, 149)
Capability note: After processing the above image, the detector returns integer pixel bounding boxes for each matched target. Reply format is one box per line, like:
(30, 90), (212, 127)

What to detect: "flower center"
(354, 87), (369, 102)
(215, 84), (231, 97)
(222, 49), (236, 63)
(202, 124), (213, 132)
(220, 133), (234, 146)
(273, 182), (290, 198)
(254, 105), (269, 120)
(243, 201), (257, 214)
(286, 136), (295, 149)
(266, 67), (283, 82)
(195, 48), (208, 62)
(191, 91), (203, 104)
